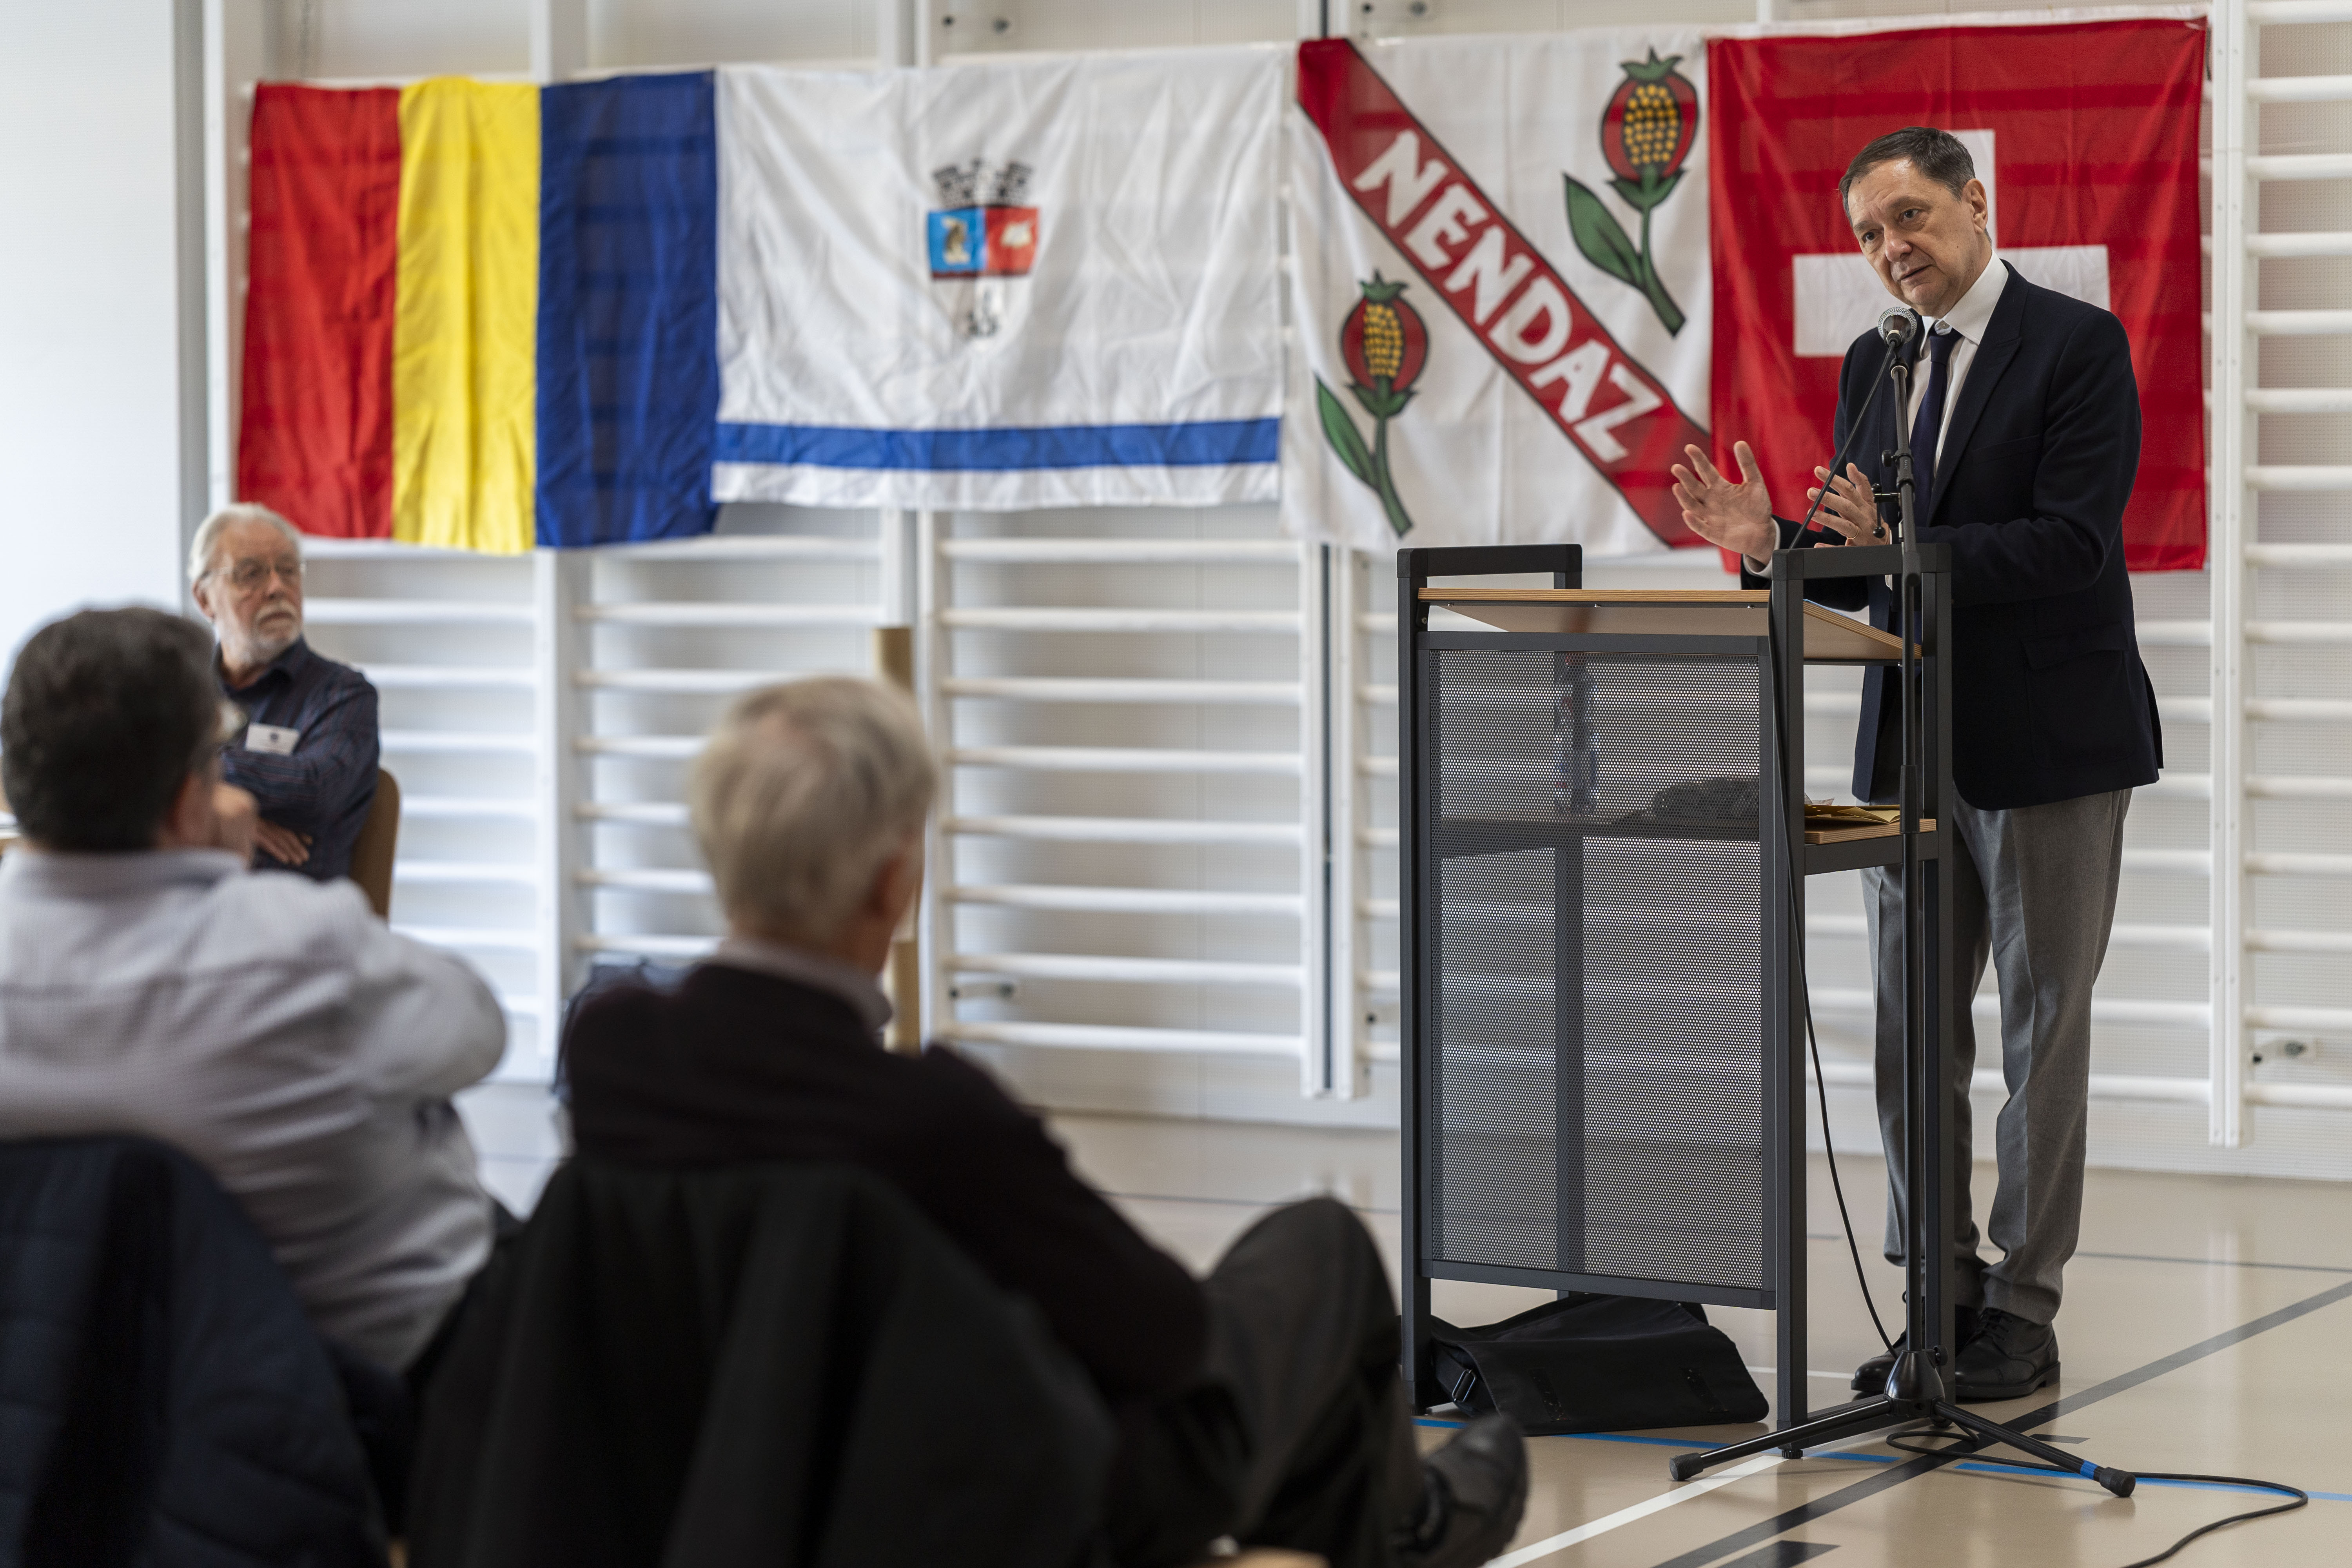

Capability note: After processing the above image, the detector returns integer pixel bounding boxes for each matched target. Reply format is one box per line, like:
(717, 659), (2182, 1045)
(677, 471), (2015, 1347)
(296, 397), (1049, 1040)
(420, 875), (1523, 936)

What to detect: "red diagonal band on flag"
(1298, 38), (1706, 548)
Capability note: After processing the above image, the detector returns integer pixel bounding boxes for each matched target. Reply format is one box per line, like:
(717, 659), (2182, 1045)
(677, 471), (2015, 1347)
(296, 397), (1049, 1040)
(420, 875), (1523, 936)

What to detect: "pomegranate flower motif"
(1564, 47), (1698, 335)
(1604, 48), (1698, 186)
(1340, 277), (1427, 414)
(1316, 273), (1425, 537)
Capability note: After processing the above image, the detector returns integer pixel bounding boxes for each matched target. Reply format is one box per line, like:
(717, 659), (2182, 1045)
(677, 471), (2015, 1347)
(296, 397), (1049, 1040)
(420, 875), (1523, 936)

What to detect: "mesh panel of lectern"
(1426, 648), (1765, 1294)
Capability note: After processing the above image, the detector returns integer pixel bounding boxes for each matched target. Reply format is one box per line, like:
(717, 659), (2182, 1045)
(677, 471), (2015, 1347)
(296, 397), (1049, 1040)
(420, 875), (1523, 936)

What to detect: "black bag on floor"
(1428, 1294), (1767, 1435)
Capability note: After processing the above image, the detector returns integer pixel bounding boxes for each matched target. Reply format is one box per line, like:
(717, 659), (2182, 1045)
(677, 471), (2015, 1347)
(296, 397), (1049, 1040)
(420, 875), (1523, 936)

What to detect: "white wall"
(0, 1), (202, 669)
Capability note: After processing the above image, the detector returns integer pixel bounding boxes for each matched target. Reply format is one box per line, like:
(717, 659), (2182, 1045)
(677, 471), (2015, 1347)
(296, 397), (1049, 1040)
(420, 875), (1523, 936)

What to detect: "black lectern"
(1394, 541), (1952, 1439)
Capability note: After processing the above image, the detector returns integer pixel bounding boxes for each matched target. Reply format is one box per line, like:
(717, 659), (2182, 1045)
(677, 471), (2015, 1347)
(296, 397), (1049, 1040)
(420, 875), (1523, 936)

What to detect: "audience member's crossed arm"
(227, 680), (378, 867)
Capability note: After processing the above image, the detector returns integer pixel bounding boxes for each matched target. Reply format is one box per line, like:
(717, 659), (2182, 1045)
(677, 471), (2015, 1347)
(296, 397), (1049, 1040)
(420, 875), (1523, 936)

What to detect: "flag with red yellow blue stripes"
(238, 73), (720, 551)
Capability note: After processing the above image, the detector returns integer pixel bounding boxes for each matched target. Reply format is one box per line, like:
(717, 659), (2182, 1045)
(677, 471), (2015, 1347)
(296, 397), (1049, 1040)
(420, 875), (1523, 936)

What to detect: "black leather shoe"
(1850, 1305), (1981, 1393)
(1954, 1308), (2059, 1402)
(1851, 1332), (1905, 1394)
(1399, 1414), (1529, 1568)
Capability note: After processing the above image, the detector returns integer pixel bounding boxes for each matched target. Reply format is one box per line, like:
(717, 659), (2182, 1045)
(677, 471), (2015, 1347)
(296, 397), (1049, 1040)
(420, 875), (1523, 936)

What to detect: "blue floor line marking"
(1413, 1423), (2350, 1501)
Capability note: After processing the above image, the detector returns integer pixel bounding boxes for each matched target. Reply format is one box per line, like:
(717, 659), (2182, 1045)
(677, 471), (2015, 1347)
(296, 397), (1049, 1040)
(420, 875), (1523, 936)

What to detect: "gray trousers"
(1863, 787), (2131, 1327)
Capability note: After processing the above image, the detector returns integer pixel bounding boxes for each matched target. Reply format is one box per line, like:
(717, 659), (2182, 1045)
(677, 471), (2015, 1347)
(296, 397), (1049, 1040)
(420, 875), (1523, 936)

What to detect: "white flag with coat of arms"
(1285, 33), (1714, 558)
(714, 50), (1285, 511)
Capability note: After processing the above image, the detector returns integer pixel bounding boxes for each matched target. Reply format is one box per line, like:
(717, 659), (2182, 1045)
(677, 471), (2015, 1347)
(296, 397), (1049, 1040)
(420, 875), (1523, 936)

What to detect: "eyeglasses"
(216, 558), (305, 592)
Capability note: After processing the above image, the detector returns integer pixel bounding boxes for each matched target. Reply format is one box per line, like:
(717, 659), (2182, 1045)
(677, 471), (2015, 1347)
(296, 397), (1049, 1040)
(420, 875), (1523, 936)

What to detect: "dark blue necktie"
(1907, 325), (1958, 526)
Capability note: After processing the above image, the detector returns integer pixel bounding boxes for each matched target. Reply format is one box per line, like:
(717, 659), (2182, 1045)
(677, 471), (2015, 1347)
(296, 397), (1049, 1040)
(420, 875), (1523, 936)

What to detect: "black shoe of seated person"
(1397, 1413), (1528, 1568)
(1953, 1308), (2059, 1403)
(1849, 1303), (1982, 1394)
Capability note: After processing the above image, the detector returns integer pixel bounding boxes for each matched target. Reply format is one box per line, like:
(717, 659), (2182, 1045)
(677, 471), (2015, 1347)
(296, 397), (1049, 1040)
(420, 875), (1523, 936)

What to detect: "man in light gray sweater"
(0, 606), (505, 1372)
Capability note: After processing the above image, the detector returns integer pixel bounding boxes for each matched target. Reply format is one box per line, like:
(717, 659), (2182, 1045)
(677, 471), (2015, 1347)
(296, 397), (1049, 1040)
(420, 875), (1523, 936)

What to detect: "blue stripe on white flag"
(536, 72), (720, 548)
(714, 418), (1280, 472)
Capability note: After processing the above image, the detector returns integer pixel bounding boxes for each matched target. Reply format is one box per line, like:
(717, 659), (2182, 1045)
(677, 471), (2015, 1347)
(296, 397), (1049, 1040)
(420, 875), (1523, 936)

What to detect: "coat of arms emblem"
(929, 159), (1039, 338)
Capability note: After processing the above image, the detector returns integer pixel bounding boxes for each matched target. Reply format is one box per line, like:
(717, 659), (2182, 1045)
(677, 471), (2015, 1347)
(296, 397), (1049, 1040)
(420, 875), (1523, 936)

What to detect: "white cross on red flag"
(1708, 18), (2209, 571)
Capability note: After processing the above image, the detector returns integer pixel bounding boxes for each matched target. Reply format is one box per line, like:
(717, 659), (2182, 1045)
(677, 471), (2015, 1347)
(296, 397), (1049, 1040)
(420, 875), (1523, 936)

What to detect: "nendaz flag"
(1285, 34), (1713, 557)
(713, 49), (1285, 511)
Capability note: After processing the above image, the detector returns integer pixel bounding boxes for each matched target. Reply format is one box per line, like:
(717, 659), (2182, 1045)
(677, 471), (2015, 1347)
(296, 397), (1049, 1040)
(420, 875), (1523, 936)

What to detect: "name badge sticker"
(245, 724), (301, 756)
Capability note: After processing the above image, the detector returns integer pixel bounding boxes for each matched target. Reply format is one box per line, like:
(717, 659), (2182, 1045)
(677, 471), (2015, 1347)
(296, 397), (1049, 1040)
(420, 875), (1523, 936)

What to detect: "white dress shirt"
(1748, 252), (2009, 573)
(1905, 251), (2008, 468)
(0, 848), (506, 1369)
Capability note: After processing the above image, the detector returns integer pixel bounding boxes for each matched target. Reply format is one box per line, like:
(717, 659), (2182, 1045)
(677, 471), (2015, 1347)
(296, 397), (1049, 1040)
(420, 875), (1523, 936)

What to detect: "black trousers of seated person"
(331, 1201), (527, 1535)
(1105, 1197), (1421, 1568)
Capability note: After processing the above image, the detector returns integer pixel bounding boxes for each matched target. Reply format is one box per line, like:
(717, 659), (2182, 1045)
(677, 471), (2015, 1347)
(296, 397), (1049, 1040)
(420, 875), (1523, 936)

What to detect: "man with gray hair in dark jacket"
(564, 675), (1531, 1568)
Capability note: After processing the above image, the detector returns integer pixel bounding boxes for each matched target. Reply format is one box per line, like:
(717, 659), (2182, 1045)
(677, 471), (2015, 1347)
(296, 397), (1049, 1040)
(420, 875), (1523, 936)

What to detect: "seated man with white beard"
(189, 504), (380, 882)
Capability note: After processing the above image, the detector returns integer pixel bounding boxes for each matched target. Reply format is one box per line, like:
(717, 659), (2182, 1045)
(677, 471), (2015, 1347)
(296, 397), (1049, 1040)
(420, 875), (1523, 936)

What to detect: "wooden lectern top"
(1417, 587), (1906, 663)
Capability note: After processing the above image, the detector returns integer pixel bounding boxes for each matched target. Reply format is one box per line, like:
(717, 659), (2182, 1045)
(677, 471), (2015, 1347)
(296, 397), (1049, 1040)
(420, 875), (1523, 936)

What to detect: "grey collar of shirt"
(705, 935), (894, 1037)
(0, 846), (246, 898)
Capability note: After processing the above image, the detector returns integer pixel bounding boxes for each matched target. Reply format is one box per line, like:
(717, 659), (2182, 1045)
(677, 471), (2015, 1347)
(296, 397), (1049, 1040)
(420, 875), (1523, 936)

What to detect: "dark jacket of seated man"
(562, 941), (1207, 1409)
(219, 638), (381, 882)
(558, 675), (1525, 1568)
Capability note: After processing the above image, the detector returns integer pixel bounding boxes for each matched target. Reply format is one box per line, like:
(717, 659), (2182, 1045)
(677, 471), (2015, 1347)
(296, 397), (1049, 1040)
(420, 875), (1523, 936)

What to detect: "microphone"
(1877, 305), (1922, 348)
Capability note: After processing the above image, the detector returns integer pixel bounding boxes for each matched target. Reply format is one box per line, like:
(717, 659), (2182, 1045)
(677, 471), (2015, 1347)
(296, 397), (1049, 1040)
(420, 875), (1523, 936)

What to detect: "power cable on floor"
(1885, 1424), (2309, 1566)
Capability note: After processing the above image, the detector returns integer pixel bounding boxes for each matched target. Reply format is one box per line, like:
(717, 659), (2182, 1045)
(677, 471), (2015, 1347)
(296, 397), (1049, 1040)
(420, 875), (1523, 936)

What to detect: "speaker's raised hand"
(1671, 442), (1777, 562)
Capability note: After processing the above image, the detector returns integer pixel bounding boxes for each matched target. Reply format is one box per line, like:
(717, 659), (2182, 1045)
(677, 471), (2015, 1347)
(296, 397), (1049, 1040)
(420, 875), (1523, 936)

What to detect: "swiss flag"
(1708, 21), (2208, 571)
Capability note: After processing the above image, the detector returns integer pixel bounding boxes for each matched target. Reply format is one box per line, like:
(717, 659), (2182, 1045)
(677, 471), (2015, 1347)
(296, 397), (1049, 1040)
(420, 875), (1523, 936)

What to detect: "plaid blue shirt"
(219, 639), (380, 882)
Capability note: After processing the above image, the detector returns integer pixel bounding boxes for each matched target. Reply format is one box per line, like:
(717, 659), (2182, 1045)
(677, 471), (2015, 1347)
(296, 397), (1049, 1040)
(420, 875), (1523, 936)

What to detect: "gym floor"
(459, 1090), (2352, 1566)
(1060, 1114), (2352, 1568)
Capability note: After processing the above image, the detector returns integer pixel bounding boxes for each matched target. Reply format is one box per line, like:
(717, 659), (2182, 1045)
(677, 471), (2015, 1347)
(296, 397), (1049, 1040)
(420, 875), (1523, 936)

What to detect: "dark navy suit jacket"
(219, 639), (380, 882)
(1744, 263), (2163, 810)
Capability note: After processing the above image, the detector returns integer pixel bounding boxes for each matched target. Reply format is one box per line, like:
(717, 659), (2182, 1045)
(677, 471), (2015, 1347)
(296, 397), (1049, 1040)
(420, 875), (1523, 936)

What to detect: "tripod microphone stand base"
(1665, 1350), (2136, 1496)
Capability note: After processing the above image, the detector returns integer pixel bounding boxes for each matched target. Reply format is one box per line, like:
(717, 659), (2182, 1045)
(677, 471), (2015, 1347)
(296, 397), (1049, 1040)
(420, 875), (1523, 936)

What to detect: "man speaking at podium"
(1669, 127), (2162, 1401)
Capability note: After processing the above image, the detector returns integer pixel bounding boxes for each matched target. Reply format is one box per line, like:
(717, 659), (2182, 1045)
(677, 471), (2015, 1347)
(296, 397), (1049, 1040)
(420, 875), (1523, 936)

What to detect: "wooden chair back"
(349, 768), (400, 919)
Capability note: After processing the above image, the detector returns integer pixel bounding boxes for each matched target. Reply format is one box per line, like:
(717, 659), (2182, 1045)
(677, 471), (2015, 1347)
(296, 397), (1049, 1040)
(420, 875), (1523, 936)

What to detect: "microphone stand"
(1887, 352), (1940, 1408)
(1797, 328), (1907, 535)
(1665, 331), (2139, 1496)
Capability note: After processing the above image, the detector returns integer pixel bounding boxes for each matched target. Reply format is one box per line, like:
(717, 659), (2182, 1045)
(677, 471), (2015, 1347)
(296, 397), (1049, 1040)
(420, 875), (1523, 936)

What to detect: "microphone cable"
(1763, 611), (1894, 1355)
(1883, 1423), (2308, 1566)
(1758, 303), (1924, 1356)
